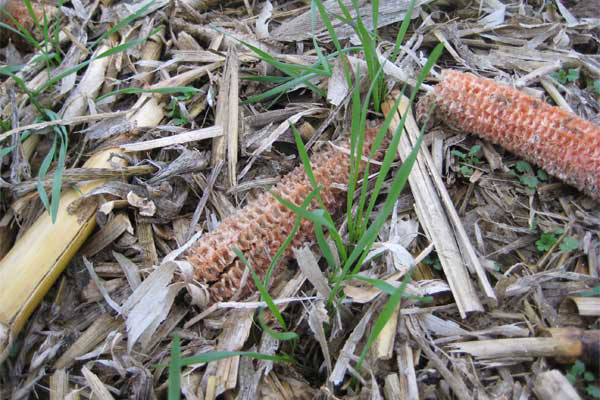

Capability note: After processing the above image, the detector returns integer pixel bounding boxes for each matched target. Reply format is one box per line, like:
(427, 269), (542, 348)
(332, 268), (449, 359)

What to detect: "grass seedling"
(237, 0), (420, 112)
(0, 26), (161, 222)
(233, 246), (296, 338)
(165, 336), (293, 400)
(164, 0), (441, 390)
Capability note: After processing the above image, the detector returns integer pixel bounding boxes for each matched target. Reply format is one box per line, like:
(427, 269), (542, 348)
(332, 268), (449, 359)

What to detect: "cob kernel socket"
(420, 69), (600, 200)
(184, 125), (384, 302)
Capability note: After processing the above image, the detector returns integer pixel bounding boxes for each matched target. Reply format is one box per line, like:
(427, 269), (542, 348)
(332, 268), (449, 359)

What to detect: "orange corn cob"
(420, 69), (600, 199)
(184, 124), (384, 302)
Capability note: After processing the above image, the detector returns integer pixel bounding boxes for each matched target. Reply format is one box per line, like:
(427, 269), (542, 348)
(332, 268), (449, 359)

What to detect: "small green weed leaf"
(468, 144), (481, 157)
(593, 80), (600, 95)
(571, 360), (585, 377)
(423, 255), (442, 271)
(0, 145), (15, 158)
(536, 169), (549, 181)
(451, 149), (466, 159)
(566, 68), (580, 82)
(515, 160), (533, 174)
(551, 70), (567, 84)
(460, 165), (474, 176)
(587, 385), (600, 399)
(584, 371), (595, 382)
(536, 233), (558, 252)
(551, 68), (580, 84)
(519, 174), (539, 189)
(559, 237), (579, 252)
(580, 285), (600, 297)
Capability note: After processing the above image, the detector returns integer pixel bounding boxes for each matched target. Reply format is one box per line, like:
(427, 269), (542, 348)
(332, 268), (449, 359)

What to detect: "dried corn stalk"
(184, 124), (384, 302)
(420, 69), (600, 199)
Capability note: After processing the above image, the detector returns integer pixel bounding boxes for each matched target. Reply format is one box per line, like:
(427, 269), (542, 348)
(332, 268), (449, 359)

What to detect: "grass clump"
(165, 0), (443, 395)
(0, 0), (182, 222)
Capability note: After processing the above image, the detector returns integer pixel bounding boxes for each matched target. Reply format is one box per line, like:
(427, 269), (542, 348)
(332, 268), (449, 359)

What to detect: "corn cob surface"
(420, 69), (600, 199)
(184, 124), (384, 302)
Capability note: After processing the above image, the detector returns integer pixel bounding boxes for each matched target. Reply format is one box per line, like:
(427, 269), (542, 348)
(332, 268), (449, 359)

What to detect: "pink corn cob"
(184, 125), (384, 302)
(420, 69), (600, 199)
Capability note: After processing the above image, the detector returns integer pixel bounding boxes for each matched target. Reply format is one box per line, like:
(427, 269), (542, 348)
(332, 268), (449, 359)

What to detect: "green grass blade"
(23, 0), (41, 33)
(272, 194), (336, 232)
(0, 9), (40, 50)
(355, 269), (413, 372)
(0, 69), (43, 113)
(264, 185), (322, 286)
(311, 1), (331, 76)
(352, 65), (385, 238)
(0, 22), (29, 43)
(242, 72), (325, 104)
(35, 32), (156, 96)
(257, 310), (299, 341)
(363, 43), (443, 227)
(0, 146), (15, 158)
(180, 351), (293, 366)
(96, 86), (200, 102)
(349, 0), (382, 110)
(351, 274), (432, 302)
(167, 336), (182, 400)
(44, 110), (67, 223)
(314, 223), (336, 270)
(36, 134), (57, 213)
(232, 247), (287, 330)
(241, 75), (292, 84)
(291, 124), (347, 262)
(390, 0), (417, 62)
(213, 26), (326, 77)
(316, 0), (351, 83)
(372, 0), (379, 39)
(50, 127), (67, 222)
(90, 0), (156, 48)
(0, 64), (24, 74)
(346, 69), (362, 237)
(328, 119), (426, 304)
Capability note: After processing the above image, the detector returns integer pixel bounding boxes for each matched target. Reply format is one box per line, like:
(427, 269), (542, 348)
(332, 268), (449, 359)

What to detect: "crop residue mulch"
(0, 0), (599, 399)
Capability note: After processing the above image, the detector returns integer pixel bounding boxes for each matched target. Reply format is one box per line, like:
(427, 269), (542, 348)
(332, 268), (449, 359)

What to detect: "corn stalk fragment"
(0, 96), (164, 363)
(383, 95), (485, 318)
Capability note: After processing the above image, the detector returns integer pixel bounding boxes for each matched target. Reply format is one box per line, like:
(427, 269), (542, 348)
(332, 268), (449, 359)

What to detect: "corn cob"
(184, 124), (384, 302)
(419, 69), (600, 199)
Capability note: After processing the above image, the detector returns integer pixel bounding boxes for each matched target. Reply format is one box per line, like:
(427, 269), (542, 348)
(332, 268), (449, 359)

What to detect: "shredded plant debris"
(0, 0), (599, 399)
